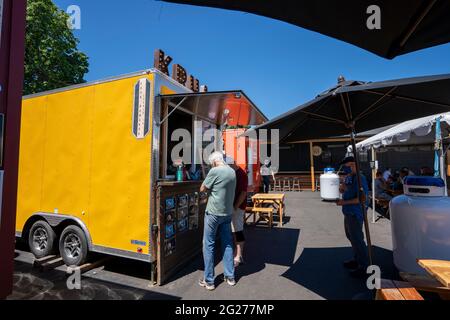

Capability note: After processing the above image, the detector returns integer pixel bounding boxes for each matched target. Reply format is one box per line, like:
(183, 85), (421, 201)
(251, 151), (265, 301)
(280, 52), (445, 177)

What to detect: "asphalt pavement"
(9, 191), (395, 300)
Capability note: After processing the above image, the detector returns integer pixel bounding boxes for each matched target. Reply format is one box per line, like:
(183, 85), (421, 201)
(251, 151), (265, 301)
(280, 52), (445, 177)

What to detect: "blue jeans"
(203, 213), (234, 285)
(344, 214), (369, 269)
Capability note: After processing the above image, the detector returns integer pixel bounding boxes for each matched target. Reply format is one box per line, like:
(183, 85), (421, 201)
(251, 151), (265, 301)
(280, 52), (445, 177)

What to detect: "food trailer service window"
(159, 91), (267, 171)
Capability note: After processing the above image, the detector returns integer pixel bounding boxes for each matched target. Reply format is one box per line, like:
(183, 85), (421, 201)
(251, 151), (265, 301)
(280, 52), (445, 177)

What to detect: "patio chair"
(282, 178), (291, 192)
(273, 178), (282, 192)
(292, 178), (301, 192)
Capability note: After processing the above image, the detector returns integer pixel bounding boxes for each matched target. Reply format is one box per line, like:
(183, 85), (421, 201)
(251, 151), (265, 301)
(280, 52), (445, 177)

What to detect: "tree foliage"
(24, 0), (89, 95)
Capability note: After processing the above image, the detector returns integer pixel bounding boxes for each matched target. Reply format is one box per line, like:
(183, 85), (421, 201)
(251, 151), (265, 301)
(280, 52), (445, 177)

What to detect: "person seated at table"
(382, 168), (392, 182)
(390, 173), (403, 191)
(375, 171), (392, 201)
(385, 174), (395, 189)
(420, 166), (434, 176)
(402, 166), (415, 176)
(400, 168), (410, 183)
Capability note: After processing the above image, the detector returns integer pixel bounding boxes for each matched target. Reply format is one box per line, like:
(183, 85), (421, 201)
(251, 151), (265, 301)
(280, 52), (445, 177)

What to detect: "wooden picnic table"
(252, 193), (286, 228)
(418, 259), (450, 288)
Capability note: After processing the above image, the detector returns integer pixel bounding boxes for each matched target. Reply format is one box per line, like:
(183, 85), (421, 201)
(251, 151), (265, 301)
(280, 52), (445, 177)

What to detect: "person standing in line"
(260, 159), (275, 193)
(199, 152), (237, 291)
(336, 156), (370, 279)
(382, 168), (392, 182)
(225, 156), (248, 267)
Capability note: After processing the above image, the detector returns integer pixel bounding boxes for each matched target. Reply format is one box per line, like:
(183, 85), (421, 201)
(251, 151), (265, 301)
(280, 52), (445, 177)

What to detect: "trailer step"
(34, 256), (64, 272)
(66, 257), (112, 276)
(32, 255), (58, 268)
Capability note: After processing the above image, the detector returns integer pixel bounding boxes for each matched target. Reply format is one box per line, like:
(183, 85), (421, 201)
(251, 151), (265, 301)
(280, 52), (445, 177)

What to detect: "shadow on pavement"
(166, 226), (301, 284)
(244, 226), (300, 267)
(235, 226), (300, 282)
(281, 245), (396, 300)
(10, 260), (180, 300)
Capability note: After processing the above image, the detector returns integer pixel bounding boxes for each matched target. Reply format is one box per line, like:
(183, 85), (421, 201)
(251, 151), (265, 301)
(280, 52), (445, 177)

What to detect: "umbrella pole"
(350, 130), (374, 267)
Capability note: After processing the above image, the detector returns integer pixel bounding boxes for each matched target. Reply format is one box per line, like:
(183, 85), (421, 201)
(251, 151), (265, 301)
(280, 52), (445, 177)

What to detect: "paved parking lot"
(9, 191), (395, 300)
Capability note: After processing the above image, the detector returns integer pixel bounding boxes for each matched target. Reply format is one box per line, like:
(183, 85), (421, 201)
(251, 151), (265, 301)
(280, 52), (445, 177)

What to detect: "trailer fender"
(23, 213), (93, 250)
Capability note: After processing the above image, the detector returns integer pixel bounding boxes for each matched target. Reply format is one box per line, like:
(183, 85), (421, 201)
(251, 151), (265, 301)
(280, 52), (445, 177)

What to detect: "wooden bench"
(375, 279), (424, 300)
(400, 272), (450, 300)
(244, 207), (274, 228)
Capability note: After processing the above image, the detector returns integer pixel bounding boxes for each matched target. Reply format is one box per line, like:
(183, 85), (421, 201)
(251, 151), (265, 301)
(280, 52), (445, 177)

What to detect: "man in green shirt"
(199, 152), (236, 290)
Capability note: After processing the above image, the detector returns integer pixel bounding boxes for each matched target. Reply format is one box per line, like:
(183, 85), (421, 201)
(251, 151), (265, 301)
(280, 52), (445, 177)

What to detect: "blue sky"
(54, 0), (450, 119)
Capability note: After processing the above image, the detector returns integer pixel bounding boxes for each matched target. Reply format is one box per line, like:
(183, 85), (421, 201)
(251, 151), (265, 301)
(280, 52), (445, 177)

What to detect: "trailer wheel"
(28, 220), (56, 258)
(59, 225), (88, 266)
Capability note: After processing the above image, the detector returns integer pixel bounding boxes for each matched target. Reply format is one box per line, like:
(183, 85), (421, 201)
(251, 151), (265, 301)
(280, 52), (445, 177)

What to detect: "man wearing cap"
(336, 156), (369, 278)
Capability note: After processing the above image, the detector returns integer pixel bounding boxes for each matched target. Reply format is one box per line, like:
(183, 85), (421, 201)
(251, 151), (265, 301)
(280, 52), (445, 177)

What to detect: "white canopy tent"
(357, 113), (450, 150)
(356, 112), (450, 222)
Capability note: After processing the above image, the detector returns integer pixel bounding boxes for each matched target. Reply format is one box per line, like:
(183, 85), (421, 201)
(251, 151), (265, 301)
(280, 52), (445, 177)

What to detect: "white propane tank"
(320, 168), (340, 201)
(390, 176), (450, 275)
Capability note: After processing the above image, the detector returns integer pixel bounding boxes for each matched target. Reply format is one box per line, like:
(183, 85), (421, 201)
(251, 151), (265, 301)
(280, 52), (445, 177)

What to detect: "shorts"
(231, 208), (245, 233)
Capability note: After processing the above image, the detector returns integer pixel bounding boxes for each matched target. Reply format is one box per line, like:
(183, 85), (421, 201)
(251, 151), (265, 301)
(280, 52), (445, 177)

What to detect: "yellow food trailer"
(15, 51), (267, 284)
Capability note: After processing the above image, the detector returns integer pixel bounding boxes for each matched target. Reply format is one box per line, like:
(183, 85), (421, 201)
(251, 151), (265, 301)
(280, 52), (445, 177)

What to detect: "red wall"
(0, 0), (27, 299)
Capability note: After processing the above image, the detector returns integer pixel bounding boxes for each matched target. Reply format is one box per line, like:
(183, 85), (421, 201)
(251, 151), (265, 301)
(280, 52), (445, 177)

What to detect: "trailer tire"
(59, 225), (88, 266)
(28, 220), (57, 258)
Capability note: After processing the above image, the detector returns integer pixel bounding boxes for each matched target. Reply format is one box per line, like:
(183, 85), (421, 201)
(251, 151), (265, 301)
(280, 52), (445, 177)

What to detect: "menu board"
(189, 193), (199, 230)
(164, 237), (176, 257)
(177, 194), (189, 233)
(163, 192), (200, 257)
(156, 181), (205, 285)
(164, 196), (177, 257)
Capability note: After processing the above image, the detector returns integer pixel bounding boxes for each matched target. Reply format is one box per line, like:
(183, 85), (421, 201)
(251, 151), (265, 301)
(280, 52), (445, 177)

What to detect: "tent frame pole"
(350, 129), (374, 267)
(434, 116), (448, 196)
(440, 141), (448, 196)
(371, 147), (377, 224)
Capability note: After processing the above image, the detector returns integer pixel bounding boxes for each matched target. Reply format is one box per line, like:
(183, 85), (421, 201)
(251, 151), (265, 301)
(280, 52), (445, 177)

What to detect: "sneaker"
(198, 279), (215, 291)
(343, 259), (358, 270)
(224, 276), (236, 286)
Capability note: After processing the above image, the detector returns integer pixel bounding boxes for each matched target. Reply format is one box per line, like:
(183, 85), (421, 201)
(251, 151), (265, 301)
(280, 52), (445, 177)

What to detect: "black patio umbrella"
(245, 73), (450, 265)
(162, 0), (450, 59)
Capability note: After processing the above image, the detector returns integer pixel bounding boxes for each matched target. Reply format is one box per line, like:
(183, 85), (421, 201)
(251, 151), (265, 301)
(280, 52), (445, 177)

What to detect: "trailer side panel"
(17, 74), (154, 259)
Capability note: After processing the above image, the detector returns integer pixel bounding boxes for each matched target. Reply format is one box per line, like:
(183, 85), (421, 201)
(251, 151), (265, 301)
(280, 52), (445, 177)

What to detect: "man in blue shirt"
(336, 156), (369, 278)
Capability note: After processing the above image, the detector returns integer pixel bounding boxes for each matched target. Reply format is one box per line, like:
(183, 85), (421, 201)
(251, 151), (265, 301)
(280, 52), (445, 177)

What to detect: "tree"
(24, 0), (89, 95)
